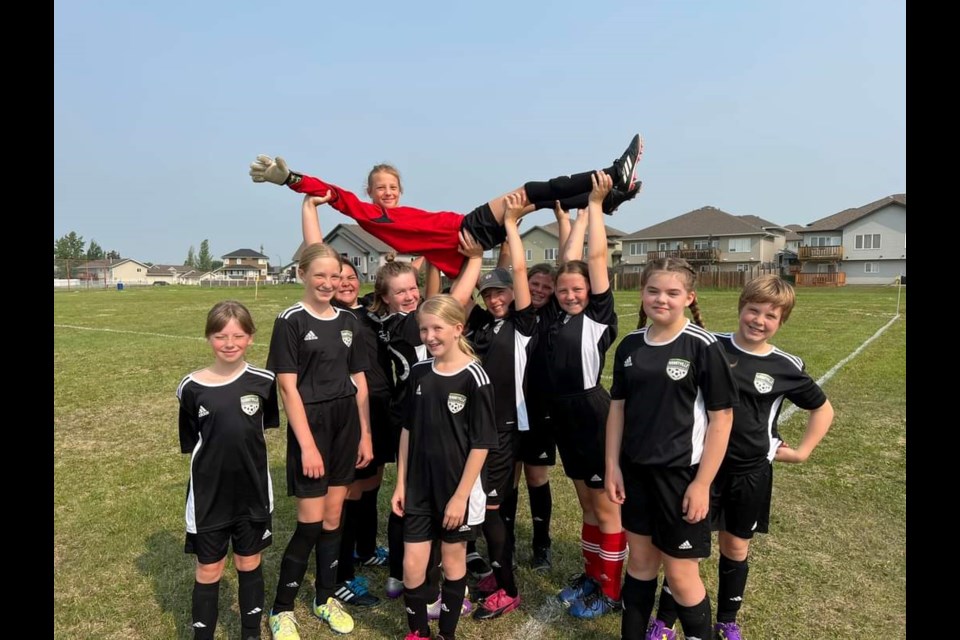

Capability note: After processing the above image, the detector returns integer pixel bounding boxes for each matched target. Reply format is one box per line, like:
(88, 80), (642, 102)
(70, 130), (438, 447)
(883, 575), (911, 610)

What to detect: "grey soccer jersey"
(177, 364), (280, 533)
(714, 333), (828, 472)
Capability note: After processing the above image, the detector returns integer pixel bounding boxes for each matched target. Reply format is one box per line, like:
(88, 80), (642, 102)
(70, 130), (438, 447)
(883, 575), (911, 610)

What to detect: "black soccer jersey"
(402, 359), (498, 525)
(714, 333), (828, 472)
(377, 306), (429, 427)
(177, 364), (280, 533)
(540, 288), (618, 395)
(266, 303), (368, 404)
(465, 303), (538, 431)
(342, 298), (393, 398)
(611, 321), (739, 467)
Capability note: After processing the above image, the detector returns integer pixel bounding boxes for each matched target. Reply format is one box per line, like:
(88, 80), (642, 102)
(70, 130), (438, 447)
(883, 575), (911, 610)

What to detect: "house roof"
(222, 248), (269, 259)
(324, 224), (395, 253)
(801, 194), (906, 232)
(75, 258), (149, 271)
(218, 263), (260, 271)
(737, 215), (787, 233)
(622, 206), (774, 240)
(147, 264), (195, 276)
(521, 221), (628, 240)
(783, 224), (804, 241)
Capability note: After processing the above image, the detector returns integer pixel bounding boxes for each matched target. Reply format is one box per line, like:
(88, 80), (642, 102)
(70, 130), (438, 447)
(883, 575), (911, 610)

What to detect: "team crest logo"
(753, 372), (774, 394)
(340, 330), (353, 347)
(666, 358), (691, 381)
(240, 395), (260, 416)
(447, 393), (467, 414)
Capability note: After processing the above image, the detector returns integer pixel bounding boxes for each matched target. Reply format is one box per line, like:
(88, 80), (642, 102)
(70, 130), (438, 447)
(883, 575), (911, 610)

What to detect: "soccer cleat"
(556, 573), (598, 608)
(268, 610), (300, 640)
(313, 596), (355, 634)
(645, 618), (677, 640)
(602, 182), (642, 215)
(334, 576), (381, 607)
(427, 585), (473, 620)
(385, 576), (404, 599)
(611, 134), (643, 192)
(568, 591), (622, 619)
(404, 632), (430, 640)
(473, 588), (521, 620)
(531, 546), (552, 573)
(466, 551), (493, 580)
(476, 572), (499, 598)
(715, 621), (743, 640)
(355, 546), (389, 567)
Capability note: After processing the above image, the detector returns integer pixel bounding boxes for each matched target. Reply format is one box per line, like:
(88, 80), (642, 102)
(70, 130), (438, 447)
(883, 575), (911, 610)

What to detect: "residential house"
(146, 264), (197, 285)
(619, 206), (787, 273)
(796, 194), (905, 286)
(514, 222), (628, 268)
(74, 258), (151, 285)
(217, 249), (270, 280)
(296, 224), (416, 282)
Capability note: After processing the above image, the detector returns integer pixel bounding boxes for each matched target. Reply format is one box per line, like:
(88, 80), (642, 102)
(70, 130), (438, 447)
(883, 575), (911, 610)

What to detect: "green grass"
(54, 284), (906, 639)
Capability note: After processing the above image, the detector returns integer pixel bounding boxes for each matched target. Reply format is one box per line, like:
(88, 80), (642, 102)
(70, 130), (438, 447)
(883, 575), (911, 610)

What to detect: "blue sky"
(54, 0), (905, 266)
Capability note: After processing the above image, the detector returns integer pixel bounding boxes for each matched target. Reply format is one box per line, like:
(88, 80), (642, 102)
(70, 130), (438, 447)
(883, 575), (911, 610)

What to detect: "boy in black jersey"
(648, 275), (834, 640)
(177, 301), (280, 640)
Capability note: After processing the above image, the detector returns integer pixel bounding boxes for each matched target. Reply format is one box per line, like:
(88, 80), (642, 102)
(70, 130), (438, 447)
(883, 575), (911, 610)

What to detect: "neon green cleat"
(268, 610), (300, 640)
(314, 596), (356, 634)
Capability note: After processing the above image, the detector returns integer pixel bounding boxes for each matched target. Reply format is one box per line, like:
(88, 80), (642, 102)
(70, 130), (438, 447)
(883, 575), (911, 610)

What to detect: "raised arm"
(554, 200), (572, 264)
(302, 194), (333, 246)
(449, 230), (483, 311)
(586, 171), (612, 293)
(560, 207), (588, 265)
(425, 261), (442, 299)
(503, 193), (531, 310)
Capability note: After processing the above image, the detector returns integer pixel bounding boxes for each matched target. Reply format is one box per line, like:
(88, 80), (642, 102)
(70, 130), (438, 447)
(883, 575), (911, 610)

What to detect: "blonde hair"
(205, 300), (256, 337)
(366, 164), (403, 195)
(298, 242), (343, 274)
(370, 257), (420, 315)
(636, 257), (704, 329)
(419, 294), (478, 362)
(739, 274), (796, 325)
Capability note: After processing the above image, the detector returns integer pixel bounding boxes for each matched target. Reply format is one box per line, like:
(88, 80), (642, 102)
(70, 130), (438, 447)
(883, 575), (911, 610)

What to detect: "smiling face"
(299, 256), (342, 307)
(481, 286), (514, 319)
(641, 271), (695, 330)
(555, 272), (590, 315)
(418, 311), (462, 360)
(208, 318), (253, 366)
(382, 271), (420, 314)
(736, 301), (783, 350)
(367, 170), (402, 209)
(336, 263), (360, 307)
(528, 272), (555, 309)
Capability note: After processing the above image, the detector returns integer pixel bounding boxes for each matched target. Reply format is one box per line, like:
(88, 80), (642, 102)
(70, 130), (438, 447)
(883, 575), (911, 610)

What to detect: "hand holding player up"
(503, 192), (525, 224)
(554, 199), (570, 222)
(442, 494), (468, 530)
(301, 446), (325, 479)
(457, 229), (483, 258)
(249, 154), (292, 185)
(588, 170), (613, 205)
(605, 465), (626, 505)
(304, 192), (333, 208)
(682, 479), (710, 524)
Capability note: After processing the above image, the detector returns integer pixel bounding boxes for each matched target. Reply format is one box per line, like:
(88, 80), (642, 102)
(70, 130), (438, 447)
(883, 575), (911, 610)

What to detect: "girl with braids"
(604, 257), (739, 640)
(392, 295), (498, 640)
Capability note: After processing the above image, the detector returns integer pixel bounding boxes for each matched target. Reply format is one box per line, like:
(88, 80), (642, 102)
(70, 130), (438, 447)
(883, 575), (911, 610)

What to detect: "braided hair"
(636, 257), (704, 329)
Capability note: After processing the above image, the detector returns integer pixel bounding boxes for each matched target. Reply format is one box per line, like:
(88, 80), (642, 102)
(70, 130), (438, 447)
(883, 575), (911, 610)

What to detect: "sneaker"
(313, 596), (355, 634)
(473, 588), (521, 620)
(645, 618), (677, 640)
(268, 610), (300, 640)
(611, 133), (643, 192)
(466, 551), (493, 580)
(602, 182), (642, 215)
(355, 546), (389, 567)
(530, 546), (552, 573)
(334, 576), (381, 607)
(568, 591), (622, 619)
(715, 621), (743, 640)
(476, 572), (499, 598)
(556, 573), (598, 608)
(427, 585), (473, 620)
(385, 576), (404, 599)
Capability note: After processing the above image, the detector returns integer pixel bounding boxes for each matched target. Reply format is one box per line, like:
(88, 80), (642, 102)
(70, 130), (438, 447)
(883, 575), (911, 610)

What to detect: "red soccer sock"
(581, 522), (602, 580)
(598, 530), (627, 600)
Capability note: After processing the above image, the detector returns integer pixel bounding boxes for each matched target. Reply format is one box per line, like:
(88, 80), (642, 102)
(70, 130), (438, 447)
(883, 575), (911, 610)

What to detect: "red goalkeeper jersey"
(289, 174), (467, 278)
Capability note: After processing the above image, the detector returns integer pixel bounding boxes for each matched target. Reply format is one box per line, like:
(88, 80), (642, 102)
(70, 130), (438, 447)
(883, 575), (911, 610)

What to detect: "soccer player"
(604, 257), (738, 640)
(248, 133), (643, 278)
(646, 275), (834, 640)
(391, 294), (499, 640)
(177, 301), (279, 640)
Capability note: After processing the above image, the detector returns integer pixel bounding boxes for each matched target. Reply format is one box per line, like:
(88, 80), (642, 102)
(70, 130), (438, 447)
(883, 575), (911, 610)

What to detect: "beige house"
(512, 222), (628, 268)
(146, 264), (197, 285)
(619, 206), (787, 273)
(74, 258), (151, 285)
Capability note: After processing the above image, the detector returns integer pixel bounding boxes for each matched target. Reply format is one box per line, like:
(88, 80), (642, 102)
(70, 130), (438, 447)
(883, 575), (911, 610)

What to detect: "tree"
(105, 250), (121, 260)
(54, 232), (86, 260)
(184, 246), (197, 268)
(86, 240), (104, 260)
(211, 259), (224, 270)
(197, 239), (213, 272)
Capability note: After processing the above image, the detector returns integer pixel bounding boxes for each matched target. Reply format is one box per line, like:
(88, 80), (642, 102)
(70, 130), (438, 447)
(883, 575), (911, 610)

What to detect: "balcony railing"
(646, 248), (721, 263)
(795, 272), (846, 286)
(797, 246), (844, 261)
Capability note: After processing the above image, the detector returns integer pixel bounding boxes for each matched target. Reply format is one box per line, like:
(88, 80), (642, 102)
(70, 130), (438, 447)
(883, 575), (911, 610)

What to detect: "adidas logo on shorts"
(458, 524), (471, 532)
(262, 529), (272, 540)
(538, 452), (548, 459)
(590, 474), (602, 482)
(678, 540), (693, 550)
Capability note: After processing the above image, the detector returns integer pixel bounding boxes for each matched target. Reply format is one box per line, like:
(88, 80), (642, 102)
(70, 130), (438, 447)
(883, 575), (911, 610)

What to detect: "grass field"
(54, 284), (906, 639)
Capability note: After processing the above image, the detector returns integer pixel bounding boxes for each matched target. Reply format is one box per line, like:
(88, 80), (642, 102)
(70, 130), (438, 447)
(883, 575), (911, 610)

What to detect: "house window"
(693, 239), (719, 250)
(629, 242), (648, 256)
(352, 256), (362, 267)
(855, 234), (881, 249)
(808, 236), (840, 247)
(525, 250), (533, 261)
(729, 238), (751, 253)
(658, 241), (680, 251)
(864, 262), (880, 273)
(369, 256), (377, 263)
(544, 248), (558, 261)
(258, 258), (267, 265)
(736, 263), (750, 272)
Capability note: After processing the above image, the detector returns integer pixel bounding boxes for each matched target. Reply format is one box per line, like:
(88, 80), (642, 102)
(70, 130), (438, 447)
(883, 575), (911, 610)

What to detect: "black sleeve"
(266, 315), (300, 374)
(512, 304), (538, 337)
(609, 340), (628, 401)
(262, 376), (281, 429)
(177, 382), (199, 454)
(699, 340), (740, 411)
(468, 376), (498, 450)
(785, 367), (828, 411)
(346, 314), (370, 374)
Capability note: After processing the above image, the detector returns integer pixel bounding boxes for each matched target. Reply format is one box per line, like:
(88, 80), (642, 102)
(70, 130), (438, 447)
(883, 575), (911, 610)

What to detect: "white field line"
(53, 323), (267, 347)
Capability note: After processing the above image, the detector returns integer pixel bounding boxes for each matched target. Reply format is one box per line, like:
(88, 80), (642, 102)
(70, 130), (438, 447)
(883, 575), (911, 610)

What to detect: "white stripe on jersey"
(684, 323), (717, 346)
(247, 365), (276, 381)
(467, 473), (487, 525)
(690, 388), (707, 466)
(415, 344), (429, 363)
(580, 316), (611, 389)
(514, 333), (533, 431)
(176, 374), (193, 400)
(624, 327), (648, 339)
(466, 361), (491, 387)
(185, 433), (203, 534)
(765, 395), (786, 462)
(278, 302), (304, 319)
(773, 347), (804, 371)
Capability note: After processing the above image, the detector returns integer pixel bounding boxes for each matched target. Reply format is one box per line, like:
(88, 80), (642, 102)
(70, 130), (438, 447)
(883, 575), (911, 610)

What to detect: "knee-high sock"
(315, 525), (343, 603)
(676, 595), (712, 640)
(403, 580), (431, 637)
(388, 512), (405, 580)
(427, 539), (442, 602)
(621, 574), (657, 640)
(717, 554), (749, 623)
(656, 576), (679, 627)
(581, 522), (602, 580)
(273, 521), (323, 612)
(336, 499), (360, 583)
(500, 488), (519, 552)
(597, 530), (627, 600)
(524, 165), (619, 210)
(237, 566), (264, 638)
(482, 509), (518, 597)
(355, 485), (381, 558)
(528, 482), (552, 549)
(438, 575), (467, 639)
(191, 580), (220, 640)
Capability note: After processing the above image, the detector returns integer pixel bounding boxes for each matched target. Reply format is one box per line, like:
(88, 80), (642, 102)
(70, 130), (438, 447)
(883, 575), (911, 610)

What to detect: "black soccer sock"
(427, 539), (443, 602)
(528, 482), (553, 549)
(337, 499), (360, 583)
(500, 487), (519, 553)
(482, 509), (518, 597)
(656, 576), (679, 627)
(356, 485), (381, 558)
(438, 574), (467, 639)
(621, 574), (657, 640)
(466, 539), (478, 557)
(524, 166), (617, 210)
(388, 512), (405, 580)
(717, 554), (749, 623)
(237, 565), (264, 638)
(272, 521), (323, 612)
(191, 580), (220, 640)
(676, 595), (712, 640)
(315, 525), (343, 604)
(403, 579), (432, 637)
